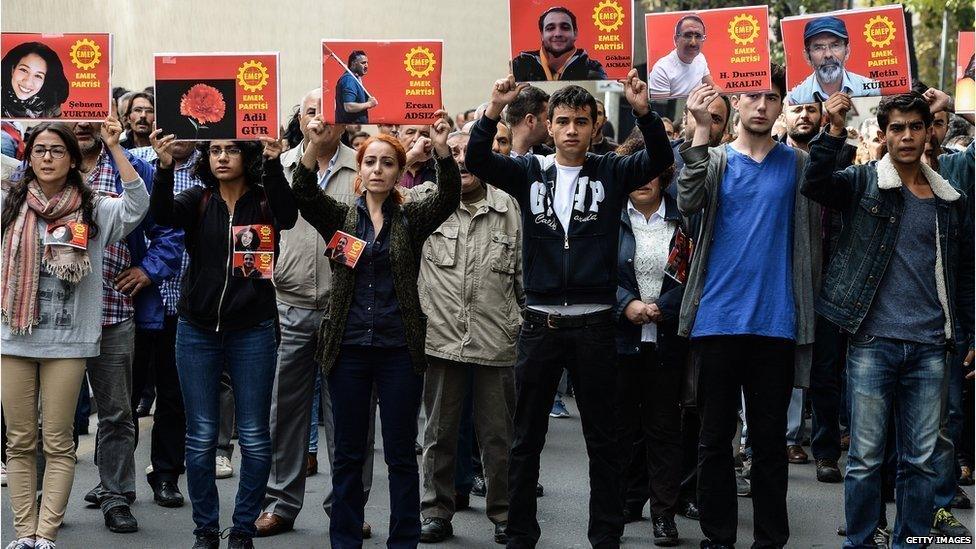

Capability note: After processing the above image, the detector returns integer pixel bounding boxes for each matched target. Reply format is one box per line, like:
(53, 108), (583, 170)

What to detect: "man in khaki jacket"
(256, 88), (375, 538)
(409, 131), (523, 545)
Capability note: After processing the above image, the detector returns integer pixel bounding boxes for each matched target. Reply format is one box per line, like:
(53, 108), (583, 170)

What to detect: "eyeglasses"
(808, 42), (846, 55)
(208, 146), (242, 157)
(678, 32), (705, 42)
(30, 145), (68, 159)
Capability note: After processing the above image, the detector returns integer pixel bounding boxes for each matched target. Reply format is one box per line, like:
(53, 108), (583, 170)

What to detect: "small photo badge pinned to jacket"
(44, 221), (89, 250)
(326, 230), (366, 268)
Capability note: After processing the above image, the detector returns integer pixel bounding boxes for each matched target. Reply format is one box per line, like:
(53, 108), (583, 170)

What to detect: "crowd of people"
(0, 48), (974, 549)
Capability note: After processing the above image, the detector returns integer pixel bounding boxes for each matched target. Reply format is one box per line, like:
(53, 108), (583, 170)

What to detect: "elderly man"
(410, 130), (522, 545)
(787, 16), (880, 105)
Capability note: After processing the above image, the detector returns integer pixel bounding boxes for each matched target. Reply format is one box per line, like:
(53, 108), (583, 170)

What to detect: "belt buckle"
(546, 313), (558, 329)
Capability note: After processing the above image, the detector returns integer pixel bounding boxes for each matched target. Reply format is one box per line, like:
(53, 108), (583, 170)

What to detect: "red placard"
(154, 53), (279, 140)
(322, 40), (443, 125)
(645, 7), (771, 99)
(326, 230), (366, 269)
(509, 0), (632, 81)
(782, 5), (910, 105)
(1, 32), (112, 121)
(956, 32), (975, 115)
(232, 224), (274, 279)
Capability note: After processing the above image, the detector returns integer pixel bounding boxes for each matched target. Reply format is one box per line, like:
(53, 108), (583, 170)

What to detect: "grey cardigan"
(675, 143), (821, 386)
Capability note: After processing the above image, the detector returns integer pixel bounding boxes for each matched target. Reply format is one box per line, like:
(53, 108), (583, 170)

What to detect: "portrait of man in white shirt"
(649, 14), (717, 98)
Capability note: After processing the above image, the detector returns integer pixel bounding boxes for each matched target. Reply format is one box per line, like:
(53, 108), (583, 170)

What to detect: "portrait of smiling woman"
(2, 41), (70, 119)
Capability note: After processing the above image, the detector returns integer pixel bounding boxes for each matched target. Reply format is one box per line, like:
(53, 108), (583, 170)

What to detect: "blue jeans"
(175, 318), (277, 538)
(309, 370), (322, 455)
(932, 331), (967, 511)
(329, 345), (423, 549)
(844, 335), (946, 549)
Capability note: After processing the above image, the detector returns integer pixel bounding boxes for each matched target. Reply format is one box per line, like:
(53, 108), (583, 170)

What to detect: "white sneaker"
(1, 461), (7, 486)
(215, 456), (233, 479)
(34, 540), (54, 549)
(5, 538), (35, 549)
(145, 464), (153, 475)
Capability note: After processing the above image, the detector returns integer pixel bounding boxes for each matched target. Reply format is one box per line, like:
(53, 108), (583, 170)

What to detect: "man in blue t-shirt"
(335, 50), (376, 124)
(675, 65), (822, 549)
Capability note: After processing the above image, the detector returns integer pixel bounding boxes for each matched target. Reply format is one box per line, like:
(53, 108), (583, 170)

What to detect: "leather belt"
(522, 308), (613, 329)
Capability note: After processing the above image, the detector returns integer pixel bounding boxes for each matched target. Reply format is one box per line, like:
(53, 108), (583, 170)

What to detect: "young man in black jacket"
(466, 70), (671, 549)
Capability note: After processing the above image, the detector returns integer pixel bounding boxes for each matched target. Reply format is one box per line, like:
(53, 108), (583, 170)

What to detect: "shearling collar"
(876, 154), (960, 202)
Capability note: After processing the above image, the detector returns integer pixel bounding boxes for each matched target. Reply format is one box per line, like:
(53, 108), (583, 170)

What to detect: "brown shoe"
(362, 521), (372, 539)
(254, 512), (293, 537)
(306, 453), (318, 477)
(787, 445), (809, 464)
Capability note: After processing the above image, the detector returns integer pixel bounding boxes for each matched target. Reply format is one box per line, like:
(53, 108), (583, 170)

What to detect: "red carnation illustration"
(180, 84), (226, 135)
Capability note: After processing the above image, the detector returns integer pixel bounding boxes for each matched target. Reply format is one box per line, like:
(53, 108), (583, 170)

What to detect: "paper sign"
(45, 221), (89, 250)
(509, 0), (633, 81)
(645, 7), (771, 98)
(322, 40), (443, 125)
(1, 32), (112, 121)
(956, 32), (975, 115)
(326, 231), (366, 269)
(232, 224), (274, 279)
(154, 52), (280, 140)
(782, 5), (911, 105)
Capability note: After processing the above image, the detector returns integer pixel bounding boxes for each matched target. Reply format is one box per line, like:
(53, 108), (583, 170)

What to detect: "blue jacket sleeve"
(132, 158), (184, 284)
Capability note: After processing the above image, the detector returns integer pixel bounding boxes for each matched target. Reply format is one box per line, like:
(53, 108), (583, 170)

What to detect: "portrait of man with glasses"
(787, 16), (881, 105)
(649, 14), (716, 98)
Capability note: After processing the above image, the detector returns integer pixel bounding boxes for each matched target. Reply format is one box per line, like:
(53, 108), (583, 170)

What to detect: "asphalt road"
(2, 397), (972, 548)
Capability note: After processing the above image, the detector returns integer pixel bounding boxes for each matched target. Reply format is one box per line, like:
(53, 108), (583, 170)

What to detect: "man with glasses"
(787, 16), (880, 105)
(649, 14), (716, 98)
(72, 119), (183, 534)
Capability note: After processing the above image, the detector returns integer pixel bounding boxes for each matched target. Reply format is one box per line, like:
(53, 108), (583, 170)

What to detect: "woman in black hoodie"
(150, 135), (297, 549)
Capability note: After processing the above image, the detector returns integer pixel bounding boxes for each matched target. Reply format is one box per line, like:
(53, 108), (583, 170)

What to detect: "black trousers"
(615, 344), (683, 518)
(507, 313), (622, 549)
(809, 315), (848, 462)
(695, 335), (794, 548)
(132, 315), (186, 484)
(679, 407), (701, 505)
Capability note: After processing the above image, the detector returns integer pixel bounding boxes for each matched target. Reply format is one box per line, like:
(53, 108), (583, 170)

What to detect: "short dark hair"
(347, 50), (367, 66)
(548, 85), (597, 122)
(877, 92), (933, 132)
(538, 6), (577, 32)
(112, 86), (130, 101)
(674, 15), (705, 37)
(193, 141), (265, 188)
(770, 63), (786, 99)
(615, 127), (675, 189)
(504, 85), (550, 127)
(124, 91), (154, 118)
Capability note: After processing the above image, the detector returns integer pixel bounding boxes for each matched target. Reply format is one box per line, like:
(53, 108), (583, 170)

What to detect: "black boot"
(228, 532), (255, 549)
(191, 531), (219, 549)
(104, 505), (138, 533)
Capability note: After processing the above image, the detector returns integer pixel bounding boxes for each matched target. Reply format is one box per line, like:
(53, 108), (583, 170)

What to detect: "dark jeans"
(507, 312), (621, 549)
(175, 317), (277, 538)
(329, 345), (423, 549)
(695, 335), (795, 548)
(615, 344), (682, 518)
(132, 315), (186, 484)
(933, 331), (967, 511)
(844, 335), (945, 547)
(810, 316), (848, 462)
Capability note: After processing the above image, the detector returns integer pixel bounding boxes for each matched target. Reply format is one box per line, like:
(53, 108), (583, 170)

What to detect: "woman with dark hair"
(149, 135), (297, 549)
(1, 118), (149, 549)
(2, 42), (70, 119)
(291, 113), (459, 548)
(234, 226), (260, 251)
(612, 134), (690, 546)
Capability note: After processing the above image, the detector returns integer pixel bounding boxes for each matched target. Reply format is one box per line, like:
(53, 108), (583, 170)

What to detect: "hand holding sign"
(367, 97), (379, 108)
(486, 75), (528, 120)
(430, 109), (451, 158)
(260, 136), (283, 160)
(686, 84), (721, 146)
(620, 69), (650, 117)
(824, 92), (853, 137)
(150, 128), (178, 169)
(100, 116), (124, 148)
